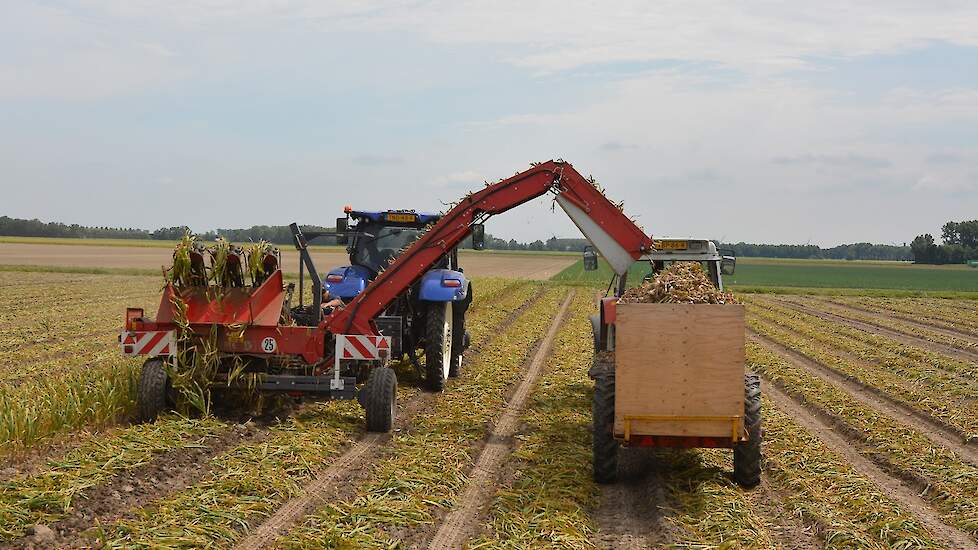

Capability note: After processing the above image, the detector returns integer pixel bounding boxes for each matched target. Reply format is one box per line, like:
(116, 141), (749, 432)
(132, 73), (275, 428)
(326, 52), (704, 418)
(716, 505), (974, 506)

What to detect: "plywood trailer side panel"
(613, 303), (745, 439)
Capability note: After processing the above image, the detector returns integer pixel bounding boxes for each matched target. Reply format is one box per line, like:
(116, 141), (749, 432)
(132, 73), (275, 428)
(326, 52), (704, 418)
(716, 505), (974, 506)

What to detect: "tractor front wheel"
(363, 367), (397, 432)
(592, 370), (618, 483)
(137, 358), (172, 422)
(733, 374), (762, 487)
(425, 301), (455, 391)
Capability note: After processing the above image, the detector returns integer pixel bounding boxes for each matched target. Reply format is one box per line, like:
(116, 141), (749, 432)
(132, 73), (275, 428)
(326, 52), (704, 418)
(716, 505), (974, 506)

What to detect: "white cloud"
(430, 170), (486, 187)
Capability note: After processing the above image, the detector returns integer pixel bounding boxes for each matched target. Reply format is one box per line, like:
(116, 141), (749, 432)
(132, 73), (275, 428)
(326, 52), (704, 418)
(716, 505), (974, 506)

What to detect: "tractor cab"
(326, 208), (444, 299)
(644, 239), (736, 290)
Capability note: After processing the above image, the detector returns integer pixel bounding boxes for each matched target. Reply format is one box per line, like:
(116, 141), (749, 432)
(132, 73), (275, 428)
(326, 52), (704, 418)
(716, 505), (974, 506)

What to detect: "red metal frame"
(622, 435), (736, 449)
(126, 160), (652, 366)
(326, 160), (653, 335)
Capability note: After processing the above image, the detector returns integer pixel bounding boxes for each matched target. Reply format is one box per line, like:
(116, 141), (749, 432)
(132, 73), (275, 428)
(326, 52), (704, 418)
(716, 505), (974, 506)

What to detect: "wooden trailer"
(591, 300), (761, 487)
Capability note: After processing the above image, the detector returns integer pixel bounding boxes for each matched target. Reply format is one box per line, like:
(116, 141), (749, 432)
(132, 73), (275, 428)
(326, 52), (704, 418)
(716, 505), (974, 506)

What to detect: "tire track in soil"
(775, 298), (978, 364)
(750, 331), (978, 463)
(762, 379), (978, 550)
(426, 291), (574, 550)
(590, 449), (672, 549)
(815, 299), (978, 348)
(1, 421), (272, 550)
(233, 287), (550, 550)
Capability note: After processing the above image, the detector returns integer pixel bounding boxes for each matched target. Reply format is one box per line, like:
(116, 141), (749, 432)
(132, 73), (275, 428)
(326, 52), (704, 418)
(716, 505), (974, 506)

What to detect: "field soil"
(0, 243), (575, 280)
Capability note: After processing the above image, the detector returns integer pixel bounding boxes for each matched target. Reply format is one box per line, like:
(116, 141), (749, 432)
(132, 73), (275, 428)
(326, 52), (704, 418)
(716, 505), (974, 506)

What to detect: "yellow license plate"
(386, 213), (417, 223)
(655, 240), (688, 250)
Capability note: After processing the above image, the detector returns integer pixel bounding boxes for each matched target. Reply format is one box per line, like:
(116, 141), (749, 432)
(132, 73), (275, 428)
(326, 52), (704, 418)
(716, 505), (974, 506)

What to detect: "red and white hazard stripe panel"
(120, 331), (176, 357)
(335, 334), (392, 360)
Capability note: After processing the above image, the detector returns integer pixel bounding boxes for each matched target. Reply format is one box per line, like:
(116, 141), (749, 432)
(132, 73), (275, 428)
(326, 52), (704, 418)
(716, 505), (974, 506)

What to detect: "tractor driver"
(321, 287), (345, 315)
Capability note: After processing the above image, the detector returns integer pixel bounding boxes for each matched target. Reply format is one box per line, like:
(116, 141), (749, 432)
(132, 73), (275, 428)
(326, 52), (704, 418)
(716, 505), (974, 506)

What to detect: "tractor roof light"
(343, 205), (353, 213)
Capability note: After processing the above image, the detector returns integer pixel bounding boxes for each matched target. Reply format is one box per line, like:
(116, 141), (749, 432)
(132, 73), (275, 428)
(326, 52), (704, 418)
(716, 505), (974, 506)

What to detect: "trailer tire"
(425, 301), (454, 391)
(363, 367), (397, 432)
(590, 314), (602, 351)
(734, 374), (762, 488)
(449, 305), (465, 378)
(138, 358), (171, 422)
(592, 371), (618, 483)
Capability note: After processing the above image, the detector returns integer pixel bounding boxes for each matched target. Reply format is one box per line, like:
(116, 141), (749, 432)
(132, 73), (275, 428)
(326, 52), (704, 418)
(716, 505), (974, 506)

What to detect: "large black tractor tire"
(592, 371), (619, 483)
(734, 374), (763, 487)
(425, 301), (456, 391)
(449, 304), (466, 378)
(137, 358), (171, 422)
(362, 367), (397, 432)
(589, 314), (602, 351)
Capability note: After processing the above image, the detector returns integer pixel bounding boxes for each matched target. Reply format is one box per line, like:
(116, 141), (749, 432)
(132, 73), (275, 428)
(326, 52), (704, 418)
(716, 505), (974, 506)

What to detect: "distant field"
(553, 256), (978, 295)
(0, 238), (575, 280)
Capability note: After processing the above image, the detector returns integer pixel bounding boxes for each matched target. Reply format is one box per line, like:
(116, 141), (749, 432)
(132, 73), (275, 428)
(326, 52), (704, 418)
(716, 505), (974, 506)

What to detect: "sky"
(1, 1), (977, 246)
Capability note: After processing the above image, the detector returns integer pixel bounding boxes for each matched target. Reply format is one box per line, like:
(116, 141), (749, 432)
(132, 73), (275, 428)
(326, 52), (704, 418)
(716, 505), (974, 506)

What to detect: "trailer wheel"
(363, 367), (397, 432)
(592, 371), (618, 483)
(449, 305), (465, 378)
(734, 374), (762, 488)
(137, 358), (171, 422)
(425, 301), (454, 391)
(589, 314), (602, 351)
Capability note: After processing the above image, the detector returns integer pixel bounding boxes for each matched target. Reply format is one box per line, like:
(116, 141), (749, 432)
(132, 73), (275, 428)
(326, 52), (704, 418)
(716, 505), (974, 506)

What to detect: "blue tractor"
(306, 208), (474, 391)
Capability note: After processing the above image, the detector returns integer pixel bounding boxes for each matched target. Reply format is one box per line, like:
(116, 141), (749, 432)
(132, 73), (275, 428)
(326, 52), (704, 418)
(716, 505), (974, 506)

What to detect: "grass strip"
(469, 291), (597, 549)
(749, 342), (978, 537)
(276, 287), (567, 549)
(0, 416), (226, 540)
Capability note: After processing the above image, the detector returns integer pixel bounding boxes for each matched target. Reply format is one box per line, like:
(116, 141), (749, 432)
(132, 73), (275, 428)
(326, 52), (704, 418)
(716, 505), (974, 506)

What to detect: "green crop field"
(552, 257), (978, 296)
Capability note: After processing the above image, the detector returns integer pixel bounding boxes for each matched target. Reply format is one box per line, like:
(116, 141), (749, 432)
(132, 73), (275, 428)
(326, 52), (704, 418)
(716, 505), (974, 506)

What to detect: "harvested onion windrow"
(619, 262), (736, 305)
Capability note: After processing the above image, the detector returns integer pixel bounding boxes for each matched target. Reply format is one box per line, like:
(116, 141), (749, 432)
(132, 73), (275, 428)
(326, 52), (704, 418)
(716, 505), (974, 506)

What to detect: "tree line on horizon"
(1, 214), (914, 261)
(911, 220), (978, 264)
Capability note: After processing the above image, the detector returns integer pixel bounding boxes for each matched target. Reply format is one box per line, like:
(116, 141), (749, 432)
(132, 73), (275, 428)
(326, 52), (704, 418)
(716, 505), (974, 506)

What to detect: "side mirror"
(471, 223), (486, 250)
(720, 256), (736, 275)
(583, 247), (598, 271)
(335, 217), (348, 245)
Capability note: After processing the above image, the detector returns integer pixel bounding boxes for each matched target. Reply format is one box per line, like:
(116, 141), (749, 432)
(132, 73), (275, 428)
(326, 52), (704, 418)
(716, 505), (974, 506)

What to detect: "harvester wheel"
(449, 305), (465, 378)
(734, 373), (762, 488)
(363, 367), (397, 432)
(138, 358), (171, 422)
(589, 315), (602, 351)
(592, 371), (618, 483)
(425, 301), (455, 391)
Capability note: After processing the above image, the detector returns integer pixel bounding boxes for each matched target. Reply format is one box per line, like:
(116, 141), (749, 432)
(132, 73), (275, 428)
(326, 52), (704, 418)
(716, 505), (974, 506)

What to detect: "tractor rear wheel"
(425, 301), (455, 391)
(363, 367), (397, 432)
(449, 305), (466, 378)
(592, 369), (618, 483)
(137, 358), (171, 422)
(734, 374), (762, 487)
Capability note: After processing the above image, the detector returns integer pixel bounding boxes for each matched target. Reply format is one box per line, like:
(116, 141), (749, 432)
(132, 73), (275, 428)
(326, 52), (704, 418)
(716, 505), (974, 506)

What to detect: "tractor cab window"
(352, 223), (422, 274)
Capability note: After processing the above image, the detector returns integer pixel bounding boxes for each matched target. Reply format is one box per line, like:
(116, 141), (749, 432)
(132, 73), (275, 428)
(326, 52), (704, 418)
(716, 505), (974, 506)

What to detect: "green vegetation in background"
(552, 257), (978, 294)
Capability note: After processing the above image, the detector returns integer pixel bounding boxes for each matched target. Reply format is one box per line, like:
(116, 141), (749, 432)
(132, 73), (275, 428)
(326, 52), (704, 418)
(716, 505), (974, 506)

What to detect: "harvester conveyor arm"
(324, 160), (654, 335)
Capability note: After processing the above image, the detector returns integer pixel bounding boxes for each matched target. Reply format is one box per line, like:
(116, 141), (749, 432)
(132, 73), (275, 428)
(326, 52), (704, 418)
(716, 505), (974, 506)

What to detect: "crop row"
(96, 283), (551, 548)
(469, 291), (597, 548)
(830, 296), (978, 337)
(0, 276), (526, 455)
(745, 300), (978, 439)
(0, 416), (228, 540)
(785, 296), (978, 353)
(275, 288), (568, 549)
(0, 278), (537, 544)
(749, 341), (978, 539)
(750, 296), (978, 381)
